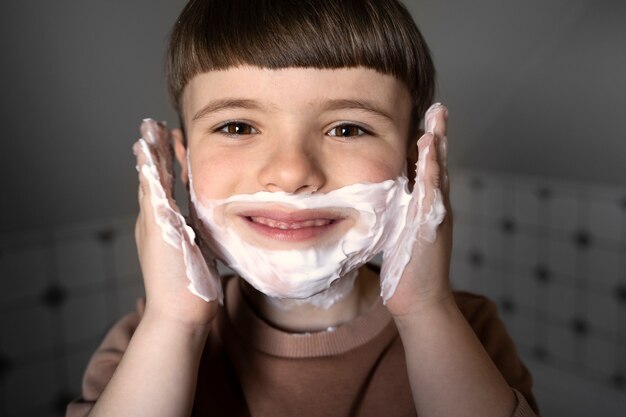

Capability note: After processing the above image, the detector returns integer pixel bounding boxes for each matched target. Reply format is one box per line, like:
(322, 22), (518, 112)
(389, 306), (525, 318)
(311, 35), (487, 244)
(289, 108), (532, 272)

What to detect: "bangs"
(167, 0), (434, 127)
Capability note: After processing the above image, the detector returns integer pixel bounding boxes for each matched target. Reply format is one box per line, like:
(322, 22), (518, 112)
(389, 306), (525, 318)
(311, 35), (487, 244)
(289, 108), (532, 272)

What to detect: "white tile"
(0, 306), (57, 357)
(587, 197), (623, 242)
(516, 314), (536, 346)
(449, 173), (475, 215)
(116, 283), (145, 316)
(56, 238), (106, 289)
(477, 177), (507, 220)
(548, 194), (580, 233)
(479, 222), (508, 259)
(4, 358), (58, 416)
(586, 291), (619, 335)
(0, 246), (49, 303)
(112, 230), (141, 282)
(587, 247), (621, 289)
(547, 238), (578, 278)
(62, 292), (110, 345)
(500, 234), (520, 264)
(546, 282), (577, 322)
(513, 182), (541, 227)
(513, 233), (540, 269)
(451, 220), (473, 251)
(479, 266), (505, 301)
(546, 322), (577, 364)
(586, 337), (616, 375)
(512, 271), (536, 312)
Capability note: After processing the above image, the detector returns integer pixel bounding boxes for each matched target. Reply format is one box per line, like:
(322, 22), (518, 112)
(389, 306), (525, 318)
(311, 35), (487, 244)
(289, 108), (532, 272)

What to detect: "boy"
(68, 0), (539, 416)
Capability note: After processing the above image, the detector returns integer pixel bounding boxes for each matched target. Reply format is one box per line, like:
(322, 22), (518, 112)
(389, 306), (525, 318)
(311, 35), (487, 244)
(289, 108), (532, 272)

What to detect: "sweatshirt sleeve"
(455, 292), (540, 416)
(65, 300), (144, 417)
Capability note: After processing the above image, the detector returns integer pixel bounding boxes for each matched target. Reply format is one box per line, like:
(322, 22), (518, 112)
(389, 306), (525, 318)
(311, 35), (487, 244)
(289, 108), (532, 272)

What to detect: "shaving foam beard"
(188, 174), (412, 301)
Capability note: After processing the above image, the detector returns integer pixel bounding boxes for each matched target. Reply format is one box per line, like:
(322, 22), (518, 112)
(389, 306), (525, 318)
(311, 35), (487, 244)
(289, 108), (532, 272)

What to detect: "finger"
(424, 103), (450, 199)
(425, 103), (448, 139)
(141, 119), (175, 196)
(133, 139), (163, 233)
(416, 133), (439, 190)
(133, 140), (149, 205)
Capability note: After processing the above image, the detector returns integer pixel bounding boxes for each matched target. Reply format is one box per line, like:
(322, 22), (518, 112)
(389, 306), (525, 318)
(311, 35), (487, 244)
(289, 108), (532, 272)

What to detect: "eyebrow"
(191, 97), (395, 123)
(192, 99), (264, 121)
(322, 99), (395, 123)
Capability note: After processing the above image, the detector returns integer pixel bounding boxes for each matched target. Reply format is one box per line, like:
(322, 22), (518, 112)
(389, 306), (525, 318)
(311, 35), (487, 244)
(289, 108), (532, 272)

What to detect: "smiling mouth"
(234, 208), (347, 244)
(248, 216), (335, 230)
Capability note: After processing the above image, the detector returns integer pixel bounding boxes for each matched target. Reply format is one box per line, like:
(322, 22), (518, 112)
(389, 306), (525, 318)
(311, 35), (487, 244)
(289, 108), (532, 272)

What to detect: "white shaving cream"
(189, 166), (411, 302)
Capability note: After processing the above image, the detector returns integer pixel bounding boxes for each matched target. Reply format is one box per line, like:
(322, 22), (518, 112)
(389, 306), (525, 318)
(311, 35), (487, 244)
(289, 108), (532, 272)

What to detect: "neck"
(240, 266), (380, 333)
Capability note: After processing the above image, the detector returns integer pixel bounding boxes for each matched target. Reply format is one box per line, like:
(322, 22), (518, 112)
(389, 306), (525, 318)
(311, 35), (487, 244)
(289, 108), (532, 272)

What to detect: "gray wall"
(0, 0), (185, 233)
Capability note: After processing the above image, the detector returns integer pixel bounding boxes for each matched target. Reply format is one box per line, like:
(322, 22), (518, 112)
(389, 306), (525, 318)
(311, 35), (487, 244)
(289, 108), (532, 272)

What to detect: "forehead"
(181, 66), (412, 125)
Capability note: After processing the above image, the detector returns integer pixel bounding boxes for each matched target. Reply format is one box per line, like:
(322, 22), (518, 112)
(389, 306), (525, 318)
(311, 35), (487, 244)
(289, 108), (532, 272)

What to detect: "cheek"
(189, 151), (247, 200)
(324, 145), (406, 185)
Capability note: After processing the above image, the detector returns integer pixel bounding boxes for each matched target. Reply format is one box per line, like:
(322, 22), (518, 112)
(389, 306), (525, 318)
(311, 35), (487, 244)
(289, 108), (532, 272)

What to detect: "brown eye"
(327, 124), (368, 138)
(218, 122), (257, 135)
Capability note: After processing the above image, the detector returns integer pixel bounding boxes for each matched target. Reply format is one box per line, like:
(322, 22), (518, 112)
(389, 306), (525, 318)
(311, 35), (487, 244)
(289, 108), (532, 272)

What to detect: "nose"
(257, 141), (326, 194)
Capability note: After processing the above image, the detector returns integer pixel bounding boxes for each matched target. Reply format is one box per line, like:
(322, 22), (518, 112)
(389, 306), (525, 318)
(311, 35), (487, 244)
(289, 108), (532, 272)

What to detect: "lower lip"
(241, 217), (341, 242)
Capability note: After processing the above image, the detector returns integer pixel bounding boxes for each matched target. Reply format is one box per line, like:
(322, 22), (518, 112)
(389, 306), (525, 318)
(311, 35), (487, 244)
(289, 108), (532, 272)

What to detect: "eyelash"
(213, 121), (259, 136)
(326, 123), (373, 139)
(212, 121), (373, 139)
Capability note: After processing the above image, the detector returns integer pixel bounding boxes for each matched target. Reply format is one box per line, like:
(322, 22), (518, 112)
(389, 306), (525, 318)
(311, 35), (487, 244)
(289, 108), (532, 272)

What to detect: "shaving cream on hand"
(380, 103), (448, 302)
(136, 119), (223, 303)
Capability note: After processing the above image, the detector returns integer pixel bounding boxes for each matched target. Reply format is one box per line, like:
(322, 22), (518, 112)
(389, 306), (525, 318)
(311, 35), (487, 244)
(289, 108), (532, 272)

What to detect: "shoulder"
(79, 299), (145, 399)
(453, 291), (500, 328)
(452, 290), (515, 360)
(452, 291), (539, 413)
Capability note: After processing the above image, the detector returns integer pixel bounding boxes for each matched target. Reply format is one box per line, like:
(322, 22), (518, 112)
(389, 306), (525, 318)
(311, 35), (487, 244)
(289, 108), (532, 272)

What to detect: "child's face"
(177, 66), (414, 199)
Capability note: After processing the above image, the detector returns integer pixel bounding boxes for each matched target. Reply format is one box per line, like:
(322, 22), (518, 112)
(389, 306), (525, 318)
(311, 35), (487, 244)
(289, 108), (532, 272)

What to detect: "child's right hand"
(133, 120), (222, 330)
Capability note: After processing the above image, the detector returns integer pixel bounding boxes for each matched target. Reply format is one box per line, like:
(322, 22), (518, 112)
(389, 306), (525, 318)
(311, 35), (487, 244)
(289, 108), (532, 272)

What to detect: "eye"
(326, 124), (370, 138)
(215, 121), (258, 136)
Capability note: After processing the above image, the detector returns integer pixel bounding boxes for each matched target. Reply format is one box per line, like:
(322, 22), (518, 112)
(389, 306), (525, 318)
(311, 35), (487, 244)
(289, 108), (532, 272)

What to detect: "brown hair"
(167, 0), (435, 137)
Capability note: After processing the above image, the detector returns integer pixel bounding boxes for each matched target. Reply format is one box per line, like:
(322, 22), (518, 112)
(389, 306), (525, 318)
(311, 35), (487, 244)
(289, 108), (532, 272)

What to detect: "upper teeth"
(250, 217), (332, 229)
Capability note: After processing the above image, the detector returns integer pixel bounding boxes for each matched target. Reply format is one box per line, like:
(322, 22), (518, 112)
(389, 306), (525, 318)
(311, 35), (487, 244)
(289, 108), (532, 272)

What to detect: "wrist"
(392, 290), (457, 333)
(141, 306), (214, 345)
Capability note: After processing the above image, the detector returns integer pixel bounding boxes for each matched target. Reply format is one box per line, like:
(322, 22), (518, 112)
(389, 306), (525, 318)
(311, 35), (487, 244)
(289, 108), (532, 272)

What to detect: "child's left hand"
(382, 103), (453, 319)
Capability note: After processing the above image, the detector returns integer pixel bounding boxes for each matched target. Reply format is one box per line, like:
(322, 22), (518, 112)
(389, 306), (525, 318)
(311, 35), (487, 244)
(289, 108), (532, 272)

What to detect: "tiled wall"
(449, 170), (626, 393)
(0, 217), (144, 417)
(1, 170), (625, 416)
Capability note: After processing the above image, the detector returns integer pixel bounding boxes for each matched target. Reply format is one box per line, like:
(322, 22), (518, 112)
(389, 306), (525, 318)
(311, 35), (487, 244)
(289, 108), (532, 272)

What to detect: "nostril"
(296, 185), (319, 194)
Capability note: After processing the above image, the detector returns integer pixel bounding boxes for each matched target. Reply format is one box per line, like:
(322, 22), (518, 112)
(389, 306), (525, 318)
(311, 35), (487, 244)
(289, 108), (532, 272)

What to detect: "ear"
(173, 128), (189, 186)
